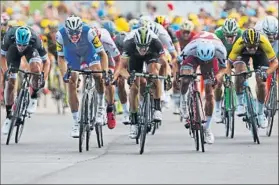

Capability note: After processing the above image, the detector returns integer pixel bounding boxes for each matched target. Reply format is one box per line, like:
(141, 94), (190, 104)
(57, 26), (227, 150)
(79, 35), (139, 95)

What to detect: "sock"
(154, 99), (161, 111)
(215, 101), (221, 110)
(161, 79), (165, 94)
(257, 101), (264, 115)
(72, 111), (78, 122)
(205, 116), (212, 129)
(6, 105), (12, 118)
(237, 93), (244, 105)
(107, 104), (114, 113)
(122, 103), (129, 114)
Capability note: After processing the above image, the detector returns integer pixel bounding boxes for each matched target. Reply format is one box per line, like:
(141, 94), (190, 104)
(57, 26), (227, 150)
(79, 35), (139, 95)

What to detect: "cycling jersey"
(45, 33), (57, 60)
(228, 34), (277, 63)
(122, 34), (165, 73)
(1, 26), (48, 71)
(254, 19), (279, 55)
(180, 31), (227, 68)
(166, 26), (178, 44)
(56, 24), (105, 70)
(214, 26), (243, 57)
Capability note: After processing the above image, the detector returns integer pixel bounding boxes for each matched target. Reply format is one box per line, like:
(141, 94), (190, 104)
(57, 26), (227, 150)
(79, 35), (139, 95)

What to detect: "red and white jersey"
(175, 30), (197, 49)
(180, 31), (227, 64)
(98, 28), (120, 58)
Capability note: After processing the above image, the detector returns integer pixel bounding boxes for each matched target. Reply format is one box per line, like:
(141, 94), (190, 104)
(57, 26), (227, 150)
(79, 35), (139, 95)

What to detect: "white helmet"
(262, 16), (278, 35)
(144, 21), (159, 36)
(180, 20), (194, 32)
(139, 15), (153, 27)
(65, 15), (83, 33)
(196, 41), (215, 61)
(134, 27), (153, 46)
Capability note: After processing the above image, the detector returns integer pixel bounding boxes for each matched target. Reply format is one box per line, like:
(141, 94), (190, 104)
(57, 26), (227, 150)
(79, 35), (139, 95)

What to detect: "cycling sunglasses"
(67, 29), (82, 36)
(16, 43), (28, 47)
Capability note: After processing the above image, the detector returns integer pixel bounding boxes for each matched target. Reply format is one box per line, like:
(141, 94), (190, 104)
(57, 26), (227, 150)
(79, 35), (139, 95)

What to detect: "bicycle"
(66, 68), (106, 152)
(129, 71), (168, 154)
(220, 73), (237, 138)
(5, 67), (43, 145)
(50, 63), (68, 115)
(179, 73), (206, 152)
(265, 70), (278, 137)
(231, 70), (260, 144)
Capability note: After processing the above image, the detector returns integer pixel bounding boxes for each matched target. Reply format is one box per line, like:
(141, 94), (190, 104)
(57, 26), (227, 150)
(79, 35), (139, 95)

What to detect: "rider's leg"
(118, 76), (130, 123)
(233, 58), (249, 116)
(147, 61), (162, 121)
(252, 54), (269, 128)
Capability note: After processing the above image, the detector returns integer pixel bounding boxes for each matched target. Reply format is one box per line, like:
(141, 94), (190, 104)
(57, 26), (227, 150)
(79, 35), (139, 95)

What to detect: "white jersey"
(99, 28), (120, 58)
(154, 22), (176, 53)
(180, 32), (227, 67)
(254, 19), (279, 54)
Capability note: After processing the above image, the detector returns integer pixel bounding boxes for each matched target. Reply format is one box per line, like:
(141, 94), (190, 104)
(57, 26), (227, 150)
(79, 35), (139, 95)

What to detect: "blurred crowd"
(1, 0), (278, 35)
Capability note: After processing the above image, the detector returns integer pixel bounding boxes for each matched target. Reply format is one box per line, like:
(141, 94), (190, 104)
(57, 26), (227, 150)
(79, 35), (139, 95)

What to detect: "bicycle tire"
(139, 93), (151, 154)
(86, 127), (90, 151)
(195, 92), (205, 152)
(246, 89), (260, 144)
(6, 90), (24, 145)
(226, 87), (235, 139)
(95, 124), (103, 148)
(79, 93), (89, 152)
(15, 90), (29, 143)
(266, 83), (277, 137)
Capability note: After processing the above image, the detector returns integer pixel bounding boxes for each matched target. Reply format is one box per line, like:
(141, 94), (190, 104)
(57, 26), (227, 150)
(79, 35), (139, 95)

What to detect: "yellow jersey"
(228, 34), (277, 63)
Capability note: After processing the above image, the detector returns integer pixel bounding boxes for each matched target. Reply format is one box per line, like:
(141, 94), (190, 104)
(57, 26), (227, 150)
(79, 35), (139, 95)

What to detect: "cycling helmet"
(222, 18), (238, 35)
(65, 15), (83, 42)
(15, 26), (31, 45)
(134, 27), (153, 47)
(139, 15), (152, 27)
(180, 20), (194, 32)
(242, 28), (260, 45)
(128, 19), (139, 31)
(262, 16), (278, 35)
(154, 15), (169, 28)
(196, 41), (215, 61)
(102, 20), (116, 36)
(144, 21), (159, 36)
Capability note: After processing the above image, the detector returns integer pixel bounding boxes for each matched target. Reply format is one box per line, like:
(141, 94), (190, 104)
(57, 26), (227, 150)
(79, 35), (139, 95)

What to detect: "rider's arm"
(167, 27), (181, 54)
(0, 32), (12, 72)
(88, 28), (108, 71)
(228, 37), (245, 64)
(35, 36), (50, 81)
(260, 35), (278, 75)
(56, 31), (67, 76)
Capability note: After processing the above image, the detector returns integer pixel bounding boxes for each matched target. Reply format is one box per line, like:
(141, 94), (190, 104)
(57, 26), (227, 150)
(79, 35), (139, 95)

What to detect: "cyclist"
(56, 15), (110, 138)
(254, 16), (278, 91)
(128, 19), (140, 31)
(228, 28), (278, 128)
(113, 27), (169, 139)
(1, 26), (50, 135)
(154, 15), (181, 54)
(93, 21), (121, 125)
(140, 20), (176, 108)
(213, 18), (243, 123)
(114, 31), (131, 123)
(174, 20), (197, 114)
(0, 14), (10, 105)
(179, 31), (228, 144)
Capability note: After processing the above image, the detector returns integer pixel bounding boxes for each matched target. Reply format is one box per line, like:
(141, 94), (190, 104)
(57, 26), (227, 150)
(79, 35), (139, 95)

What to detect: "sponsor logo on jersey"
(93, 36), (102, 48)
(56, 42), (63, 52)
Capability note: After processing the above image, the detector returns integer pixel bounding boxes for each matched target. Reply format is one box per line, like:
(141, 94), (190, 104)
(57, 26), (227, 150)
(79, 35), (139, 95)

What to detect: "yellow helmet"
(266, 6), (276, 13)
(105, 0), (115, 6)
(154, 15), (169, 27)
(172, 16), (183, 25)
(92, 1), (99, 8)
(115, 17), (129, 32)
(17, 20), (26, 26)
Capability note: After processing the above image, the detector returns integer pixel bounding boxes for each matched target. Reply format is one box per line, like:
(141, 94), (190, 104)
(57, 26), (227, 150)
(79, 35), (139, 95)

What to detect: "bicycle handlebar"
(67, 68), (105, 75)
(8, 67), (42, 76)
(178, 73), (202, 79)
(133, 72), (169, 80)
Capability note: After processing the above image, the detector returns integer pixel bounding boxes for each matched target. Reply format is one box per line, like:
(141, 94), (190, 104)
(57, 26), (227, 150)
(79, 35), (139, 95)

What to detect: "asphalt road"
(1, 92), (278, 184)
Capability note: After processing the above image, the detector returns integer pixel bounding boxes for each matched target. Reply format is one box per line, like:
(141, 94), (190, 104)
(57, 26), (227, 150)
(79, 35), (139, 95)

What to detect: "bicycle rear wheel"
(266, 83), (277, 137)
(139, 93), (151, 154)
(15, 90), (29, 143)
(79, 94), (89, 152)
(6, 90), (24, 145)
(246, 89), (260, 144)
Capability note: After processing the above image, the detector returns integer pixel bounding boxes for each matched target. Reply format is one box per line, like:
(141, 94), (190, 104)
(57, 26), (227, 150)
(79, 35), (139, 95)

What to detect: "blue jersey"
(56, 24), (104, 69)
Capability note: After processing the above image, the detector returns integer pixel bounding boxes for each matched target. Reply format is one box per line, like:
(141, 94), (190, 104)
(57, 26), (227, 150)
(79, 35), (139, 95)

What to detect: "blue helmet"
(102, 20), (116, 36)
(15, 26), (31, 45)
(196, 41), (215, 61)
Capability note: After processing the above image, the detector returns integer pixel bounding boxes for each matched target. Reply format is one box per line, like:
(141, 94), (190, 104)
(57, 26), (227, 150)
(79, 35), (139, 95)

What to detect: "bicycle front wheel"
(245, 89), (260, 144)
(139, 93), (151, 154)
(15, 90), (29, 143)
(79, 93), (89, 152)
(195, 92), (205, 152)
